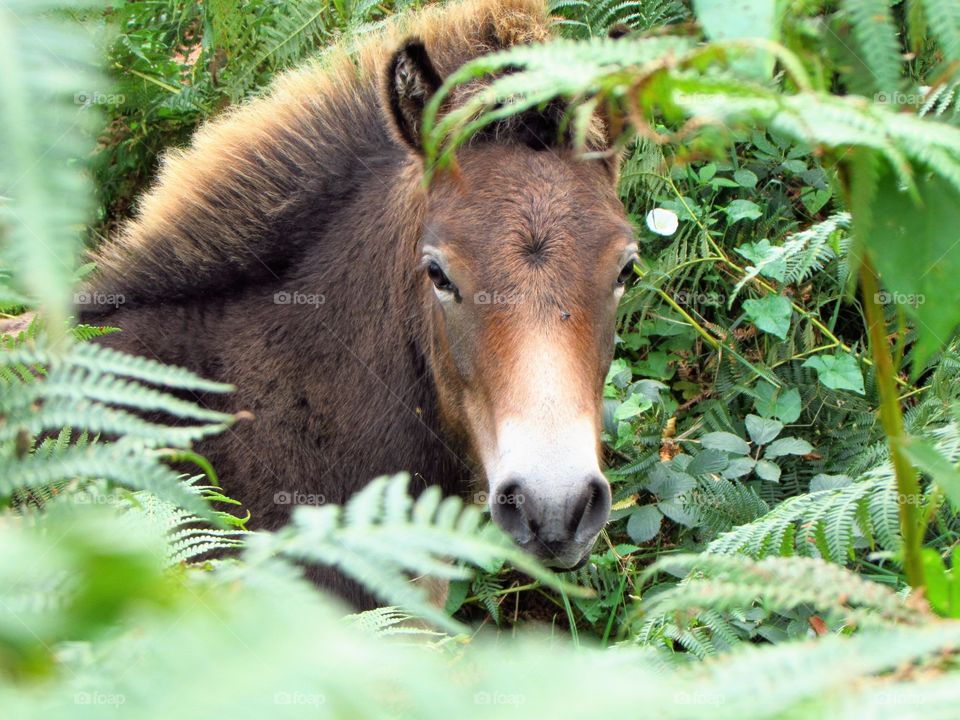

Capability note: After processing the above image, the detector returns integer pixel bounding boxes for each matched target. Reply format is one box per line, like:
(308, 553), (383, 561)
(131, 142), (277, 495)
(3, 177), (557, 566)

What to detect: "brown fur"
(82, 0), (631, 607)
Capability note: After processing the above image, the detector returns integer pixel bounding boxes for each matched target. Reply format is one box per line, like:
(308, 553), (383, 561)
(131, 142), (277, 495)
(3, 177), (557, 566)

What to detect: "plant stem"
(859, 259), (924, 588)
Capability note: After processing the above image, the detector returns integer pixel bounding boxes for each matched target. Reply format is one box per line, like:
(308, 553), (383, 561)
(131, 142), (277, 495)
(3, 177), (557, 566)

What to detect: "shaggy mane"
(87, 0), (555, 309)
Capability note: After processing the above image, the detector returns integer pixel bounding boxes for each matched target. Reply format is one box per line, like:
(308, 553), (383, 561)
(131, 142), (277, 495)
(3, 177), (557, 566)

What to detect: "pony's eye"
(426, 260), (455, 293)
(617, 258), (638, 286)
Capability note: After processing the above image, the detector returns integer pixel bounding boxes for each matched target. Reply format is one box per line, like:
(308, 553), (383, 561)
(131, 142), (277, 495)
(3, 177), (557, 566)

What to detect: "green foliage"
(0, 0), (103, 330)
(1, 341), (234, 518)
(246, 473), (580, 633)
(8, 0), (960, 716)
(548, 0), (688, 38)
(93, 0), (420, 227)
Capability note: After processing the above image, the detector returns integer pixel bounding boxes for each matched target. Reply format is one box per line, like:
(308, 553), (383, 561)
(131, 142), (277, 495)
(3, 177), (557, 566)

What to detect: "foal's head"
(386, 41), (636, 569)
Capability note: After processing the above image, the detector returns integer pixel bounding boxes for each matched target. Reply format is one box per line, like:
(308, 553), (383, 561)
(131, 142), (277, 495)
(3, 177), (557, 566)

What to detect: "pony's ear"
(386, 40), (444, 153)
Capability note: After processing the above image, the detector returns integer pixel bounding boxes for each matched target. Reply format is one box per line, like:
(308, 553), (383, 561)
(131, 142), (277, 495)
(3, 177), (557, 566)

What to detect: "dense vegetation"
(4, 0), (960, 716)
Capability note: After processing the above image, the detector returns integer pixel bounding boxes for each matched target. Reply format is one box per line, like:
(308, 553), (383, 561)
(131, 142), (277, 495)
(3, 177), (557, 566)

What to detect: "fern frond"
(732, 213), (850, 300)
(706, 477), (898, 562)
(244, 474), (581, 633)
(922, 0), (960, 65)
(844, 0), (904, 96)
(644, 554), (927, 629)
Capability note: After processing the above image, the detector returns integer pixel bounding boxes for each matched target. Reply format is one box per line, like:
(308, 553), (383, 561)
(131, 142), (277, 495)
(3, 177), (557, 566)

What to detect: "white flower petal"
(645, 208), (679, 236)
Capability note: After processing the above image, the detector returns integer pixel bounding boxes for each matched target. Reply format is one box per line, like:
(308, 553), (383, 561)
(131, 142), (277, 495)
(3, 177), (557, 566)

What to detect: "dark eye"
(426, 260), (456, 293)
(617, 258), (638, 286)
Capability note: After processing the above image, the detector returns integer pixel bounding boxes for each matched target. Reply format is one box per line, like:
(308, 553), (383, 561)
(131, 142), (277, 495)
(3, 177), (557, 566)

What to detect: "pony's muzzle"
(488, 474), (611, 568)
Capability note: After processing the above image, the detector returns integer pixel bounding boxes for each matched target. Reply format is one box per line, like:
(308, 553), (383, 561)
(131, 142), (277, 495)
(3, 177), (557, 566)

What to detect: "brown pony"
(81, 0), (637, 605)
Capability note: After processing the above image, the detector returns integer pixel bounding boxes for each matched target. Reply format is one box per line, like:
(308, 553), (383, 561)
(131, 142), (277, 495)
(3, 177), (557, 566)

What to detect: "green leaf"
(687, 449), (730, 475)
(734, 168), (759, 188)
(701, 431), (751, 455)
(646, 465), (696, 499)
(722, 457), (756, 479)
(755, 459), (782, 482)
(901, 435), (960, 511)
(735, 240), (787, 281)
(742, 295), (792, 339)
(868, 166), (960, 368)
(604, 357), (632, 389)
(802, 353), (865, 394)
(745, 414), (784, 445)
(614, 393), (652, 421)
(801, 186), (832, 215)
(634, 350), (673, 380)
(693, 0), (779, 79)
(724, 199), (764, 224)
(922, 548), (950, 616)
(658, 498), (700, 527)
(754, 382), (802, 423)
(952, 546), (960, 617)
(626, 505), (663, 544)
(763, 437), (814, 458)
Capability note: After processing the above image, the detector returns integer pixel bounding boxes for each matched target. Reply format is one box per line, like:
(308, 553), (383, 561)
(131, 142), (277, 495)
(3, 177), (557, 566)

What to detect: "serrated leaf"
(722, 457), (757, 479)
(745, 414), (783, 445)
(687, 449), (730, 475)
(658, 498), (700, 527)
(802, 353), (865, 395)
(701, 431), (751, 455)
(646, 464), (696, 499)
(626, 505), (663, 543)
(763, 437), (814, 458)
(743, 295), (793, 339)
(755, 459), (782, 482)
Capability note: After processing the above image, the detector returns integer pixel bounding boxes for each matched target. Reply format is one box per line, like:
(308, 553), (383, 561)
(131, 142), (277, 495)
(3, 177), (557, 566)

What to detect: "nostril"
(489, 479), (537, 544)
(571, 475), (611, 543)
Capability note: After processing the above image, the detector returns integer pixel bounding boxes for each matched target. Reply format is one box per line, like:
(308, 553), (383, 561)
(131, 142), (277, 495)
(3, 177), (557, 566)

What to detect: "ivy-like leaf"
(743, 295), (793, 339)
(802, 353), (865, 395)
(754, 382), (802, 423)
